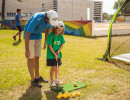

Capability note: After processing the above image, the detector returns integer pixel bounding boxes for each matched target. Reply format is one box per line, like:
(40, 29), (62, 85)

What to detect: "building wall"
(0, 0), (102, 21)
(0, 0), (44, 20)
(94, 1), (103, 21)
(58, 0), (94, 20)
(43, 0), (53, 11)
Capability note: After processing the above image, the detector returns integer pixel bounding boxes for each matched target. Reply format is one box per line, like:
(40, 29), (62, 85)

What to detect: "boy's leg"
(54, 65), (62, 84)
(13, 32), (19, 40)
(50, 66), (56, 86)
(19, 32), (22, 41)
(14, 32), (20, 36)
(13, 26), (20, 40)
(50, 66), (54, 81)
(18, 26), (22, 41)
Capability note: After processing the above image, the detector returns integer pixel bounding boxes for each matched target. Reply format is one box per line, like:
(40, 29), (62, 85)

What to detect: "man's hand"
(25, 51), (30, 58)
(42, 43), (46, 50)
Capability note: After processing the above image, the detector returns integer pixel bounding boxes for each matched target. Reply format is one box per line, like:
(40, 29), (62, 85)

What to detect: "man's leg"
(34, 39), (48, 82)
(27, 59), (35, 81)
(27, 40), (42, 88)
(34, 57), (40, 78)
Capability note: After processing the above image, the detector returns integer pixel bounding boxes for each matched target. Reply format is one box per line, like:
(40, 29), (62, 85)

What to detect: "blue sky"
(94, 0), (118, 14)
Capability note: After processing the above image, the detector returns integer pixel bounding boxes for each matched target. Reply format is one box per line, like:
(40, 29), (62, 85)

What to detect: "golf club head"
(56, 83), (62, 91)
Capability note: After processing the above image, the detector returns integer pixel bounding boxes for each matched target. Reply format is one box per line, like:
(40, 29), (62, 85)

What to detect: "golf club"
(56, 56), (62, 91)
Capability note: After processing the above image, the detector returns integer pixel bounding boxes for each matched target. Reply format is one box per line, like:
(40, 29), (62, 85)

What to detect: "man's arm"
(43, 28), (50, 50)
(45, 28), (50, 43)
(25, 31), (31, 58)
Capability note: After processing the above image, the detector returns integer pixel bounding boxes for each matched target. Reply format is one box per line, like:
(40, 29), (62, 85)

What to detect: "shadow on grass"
(108, 59), (130, 72)
(12, 41), (21, 46)
(19, 86), (42, 100)
(44, 87), (70, 100)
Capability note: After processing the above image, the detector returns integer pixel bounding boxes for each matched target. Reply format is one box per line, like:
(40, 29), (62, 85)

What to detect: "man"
(13, 9), (23, 41)
(24, 10), (58, 88)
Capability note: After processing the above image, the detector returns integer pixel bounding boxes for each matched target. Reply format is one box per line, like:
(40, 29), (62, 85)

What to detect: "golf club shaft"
(57, 59), (58, 84)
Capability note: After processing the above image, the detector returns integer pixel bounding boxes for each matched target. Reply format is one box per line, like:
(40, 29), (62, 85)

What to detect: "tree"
(1, 0), (22, 20)
(2, 0), (5, 19)
(113, 0), (130, 14)
(18, 0), (22, 2)
(103, 12), (109, 20)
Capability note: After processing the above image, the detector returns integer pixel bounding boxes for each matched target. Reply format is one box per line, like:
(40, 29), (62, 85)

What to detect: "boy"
(13, 8), (23, 41)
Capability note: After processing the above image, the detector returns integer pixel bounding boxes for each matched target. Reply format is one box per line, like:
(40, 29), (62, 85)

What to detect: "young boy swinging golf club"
(46, 21), (65, 88)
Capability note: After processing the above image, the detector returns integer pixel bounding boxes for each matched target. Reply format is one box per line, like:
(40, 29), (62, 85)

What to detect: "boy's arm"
(18, 14), (23, 21)
(25, 31), (31, 58)
(58, 44), (64, 52)
(56, 44), (64, 55)
(48, 45), (58, 61)
(43, 28), (50, 50)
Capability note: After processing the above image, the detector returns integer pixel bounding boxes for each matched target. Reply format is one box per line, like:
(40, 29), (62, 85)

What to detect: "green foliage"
(103, 12), (113, 20)
(113, 0), (130, 14)
(18, 0), (22, 2)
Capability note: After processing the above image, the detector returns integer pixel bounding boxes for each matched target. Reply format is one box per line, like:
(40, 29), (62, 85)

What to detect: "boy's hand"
(56, 50), (60, 56)
(54, 54), (58, 61)
(25, 51), (30, 58)
(43, 43), (46, 50)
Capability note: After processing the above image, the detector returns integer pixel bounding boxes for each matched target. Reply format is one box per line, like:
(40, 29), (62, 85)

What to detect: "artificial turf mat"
(52, 81), (87, 93)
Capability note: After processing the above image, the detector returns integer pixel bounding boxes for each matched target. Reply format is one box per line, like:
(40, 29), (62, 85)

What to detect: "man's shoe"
(13, 36), (16, 41)
(31, 79), (42, 88)
(37, 76), (48, 83)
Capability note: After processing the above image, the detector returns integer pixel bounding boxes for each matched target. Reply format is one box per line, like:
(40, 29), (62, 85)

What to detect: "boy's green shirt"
(46, 32), (65, 59)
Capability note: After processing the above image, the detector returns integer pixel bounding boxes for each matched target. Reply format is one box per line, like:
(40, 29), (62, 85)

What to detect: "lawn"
(0, 30), (130, 100)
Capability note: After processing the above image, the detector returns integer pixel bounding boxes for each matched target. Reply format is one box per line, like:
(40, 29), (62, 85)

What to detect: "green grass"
(0, 30), (130, 100)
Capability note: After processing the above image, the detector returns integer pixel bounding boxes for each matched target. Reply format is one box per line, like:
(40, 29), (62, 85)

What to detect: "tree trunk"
(2, 0), (5, 19)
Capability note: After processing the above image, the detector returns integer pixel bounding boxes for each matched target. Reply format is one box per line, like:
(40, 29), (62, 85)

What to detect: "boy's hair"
(17, 9), (21, 12)
(52, 27), (64, 35)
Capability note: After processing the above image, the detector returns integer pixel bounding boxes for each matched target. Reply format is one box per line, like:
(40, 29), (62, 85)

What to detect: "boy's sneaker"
(31, 79), (42, 88)
(55, 79), (63, 85)
(37, 76), (48, 83)
(19, 39), (22, 41)
(13, 36), (16, 41)
(49, 80), (56, 87)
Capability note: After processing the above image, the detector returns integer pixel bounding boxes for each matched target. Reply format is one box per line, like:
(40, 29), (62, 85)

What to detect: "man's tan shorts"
(27, 39), (42, 59)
